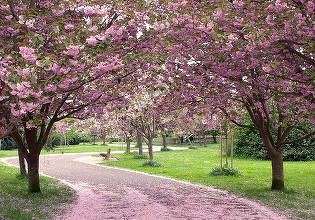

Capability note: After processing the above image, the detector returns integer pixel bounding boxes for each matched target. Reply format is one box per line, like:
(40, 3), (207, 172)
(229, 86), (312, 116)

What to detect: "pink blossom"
(206, 22), (214, 31)
(306, 1), (315, 14)
(262, 66), (272, 73)
(265, 4), (276, 13)
(89, 26), (98, 32)
(65, 24), (75, 30)
(19, 102), (37, 112)
(265, 15), (275, 26)
(39, 1), (53, 7)
(58, 77), (78, 89)
(235, 51), (246, 59)
(86, 36), (99, 46)
(19, 46), (37, 62)
(275, 0), (288, 10)
(45, 84), (57, 92)
(0, 96), (8, 101)
(63, 45), (80, 56)
(52, 8), (65, 16)
(5, 15), (13, 20)
(233, 0), (244, 9)
(213, 9), (225, 22)
(228, 34), (238, 42)
(84, 6), (99, 15)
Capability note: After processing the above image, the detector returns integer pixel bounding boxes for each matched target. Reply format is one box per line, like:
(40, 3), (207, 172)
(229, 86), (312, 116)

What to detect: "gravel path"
(4, 150), (286, 220)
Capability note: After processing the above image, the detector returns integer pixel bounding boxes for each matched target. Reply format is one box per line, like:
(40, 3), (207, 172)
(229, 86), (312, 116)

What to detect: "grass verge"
(0, 161), (77, 220)
(0, 142), (137, 158)
(100, 144), (314, 220)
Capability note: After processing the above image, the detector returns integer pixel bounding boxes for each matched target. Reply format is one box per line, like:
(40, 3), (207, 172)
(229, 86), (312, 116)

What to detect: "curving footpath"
(4, 150), (286, 220)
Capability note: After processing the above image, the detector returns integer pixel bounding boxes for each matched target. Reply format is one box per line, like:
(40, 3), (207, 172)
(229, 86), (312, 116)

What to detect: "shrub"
(209, 166), (242, 177)
(188, 146), (198, 150)
(123, 151), (133, 155)
(133, 153), (149, 159)
(160, 147), (173, 151)
(68, 136), (80, 145)
(234, 123), (314, 161)
(141, 161), (162, 167)
(52, 135), (81, 147)
(0, 136), (17, 150)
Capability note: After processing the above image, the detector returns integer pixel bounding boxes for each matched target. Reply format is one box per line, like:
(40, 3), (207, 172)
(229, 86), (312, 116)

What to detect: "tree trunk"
(137, 132), (143, 155)
(18, 149), (27, 176)
(177, 136), (181, 144)
(148, 138), (154, 161)
(162, 134), (167, 149)
(198, 131), (202, 146)
(261, 132), (285, 190)
(27, 153), (41, 193)
(270, 151), (284, 190)
(126, 136), (131, 153)
(212, 135), (217, 143)
(203, 132), (207, 147)
(102, 134), (106, 145)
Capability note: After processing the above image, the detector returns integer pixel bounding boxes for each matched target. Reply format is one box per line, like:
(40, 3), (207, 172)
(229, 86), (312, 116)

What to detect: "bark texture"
(271, 152), (284, 190)
(27, 154), (41, 193)
(18, 149), (27, 176)
(148, 139), (154, 161)
(162, 134), (167, 148)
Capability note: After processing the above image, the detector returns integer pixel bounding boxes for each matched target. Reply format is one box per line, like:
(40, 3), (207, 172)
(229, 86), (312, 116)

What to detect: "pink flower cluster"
(19, 47), (37, 62)
(63, 45), (80, 56)
(86, 36), (99, 46)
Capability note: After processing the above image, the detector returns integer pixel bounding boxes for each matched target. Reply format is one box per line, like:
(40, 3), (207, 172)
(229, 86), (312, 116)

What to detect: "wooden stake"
(231, 135), (233, 169)
(220, 136), (223, 174)
(225, 135), (228, 167)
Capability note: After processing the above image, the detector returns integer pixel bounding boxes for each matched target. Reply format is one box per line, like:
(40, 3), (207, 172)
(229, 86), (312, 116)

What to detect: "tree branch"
(30, 0), (37, 9)
(276, 41), (315, 66)
(277, 130), (314, 148)
(219, 107), (256, 130)
(8, 0), (19, 21)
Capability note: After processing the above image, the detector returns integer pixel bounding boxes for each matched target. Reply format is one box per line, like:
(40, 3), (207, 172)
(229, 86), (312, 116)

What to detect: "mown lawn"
(0, 161), (76, 220)
(0, 142), (130, 219)
(100, 143), (315, 220)
(0, 142), (136, 158)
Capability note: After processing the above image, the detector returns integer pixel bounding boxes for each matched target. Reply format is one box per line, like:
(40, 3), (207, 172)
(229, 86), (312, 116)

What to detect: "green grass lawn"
(0, 142), (137, 158)
(1, 142), (313, 219)
(0, 142), (134, 219)
(0, 161), (76, 220)
(100, 143), (315, 220)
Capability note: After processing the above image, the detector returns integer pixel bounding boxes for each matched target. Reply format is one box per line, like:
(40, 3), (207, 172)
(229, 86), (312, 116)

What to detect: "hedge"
(234, 124), (314, 161)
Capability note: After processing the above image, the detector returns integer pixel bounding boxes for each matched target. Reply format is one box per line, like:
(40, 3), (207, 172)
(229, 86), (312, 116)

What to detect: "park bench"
(100, 148), (111, 161)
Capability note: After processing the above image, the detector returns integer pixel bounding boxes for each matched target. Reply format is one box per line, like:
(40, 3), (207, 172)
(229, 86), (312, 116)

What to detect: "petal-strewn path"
(4, 150), (286, 220)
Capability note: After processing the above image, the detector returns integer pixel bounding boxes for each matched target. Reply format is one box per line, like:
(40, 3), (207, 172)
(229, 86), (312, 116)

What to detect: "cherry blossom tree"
(55, 121), (72, 153)
(111, 108), (135, 153)
(146, 0), (314, 190)
(0, 0), (147, 192)
(125, 88), (162, 161)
